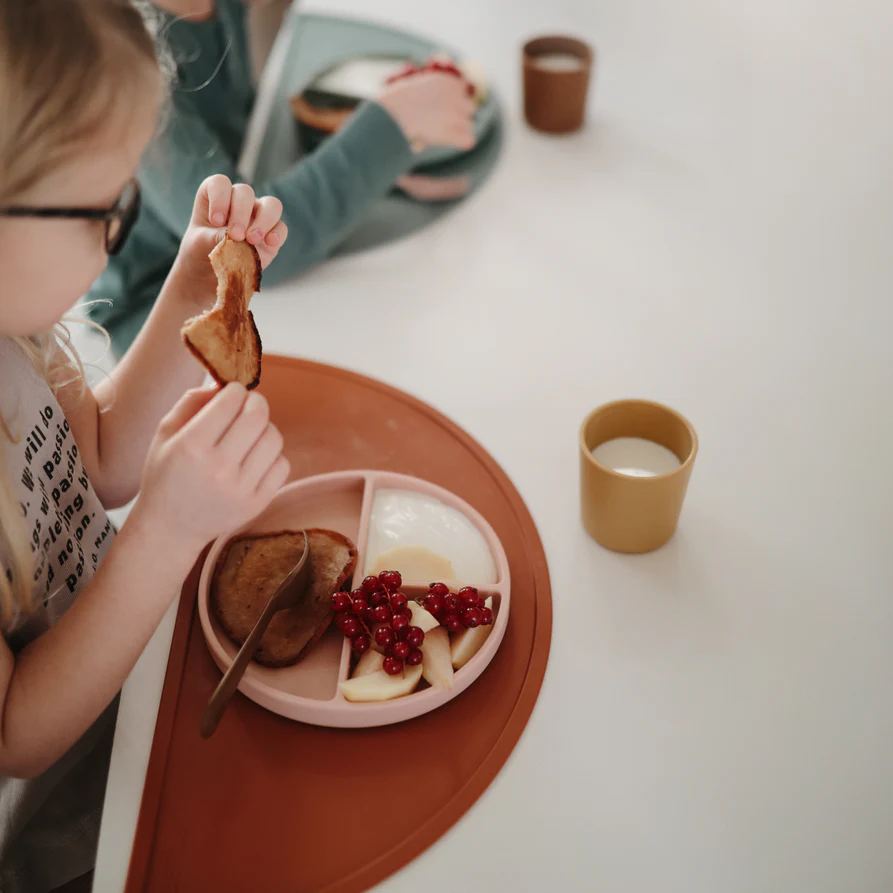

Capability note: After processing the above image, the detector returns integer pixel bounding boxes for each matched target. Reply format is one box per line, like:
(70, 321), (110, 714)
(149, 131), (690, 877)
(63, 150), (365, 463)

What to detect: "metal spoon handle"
(200, 595), (280, 738)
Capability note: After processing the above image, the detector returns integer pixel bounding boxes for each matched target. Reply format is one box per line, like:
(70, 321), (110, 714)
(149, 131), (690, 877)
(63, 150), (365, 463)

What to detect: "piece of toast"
(289, 94), (354, 133)
(210, 529), (358, 667)
(182, 237), (263, 390)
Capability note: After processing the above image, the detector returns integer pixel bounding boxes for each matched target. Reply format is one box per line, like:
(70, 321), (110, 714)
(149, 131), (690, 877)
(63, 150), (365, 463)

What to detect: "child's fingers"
(457, 96), (477, 119)
(226, 184), (257, 240)
(256, 455), (291, 499)
(241, 424), (285, 489)
(446, 120), (476, 150)
(216, 391), (270, 459)
(181, 382), (249, 446)
(158, 387), (218, 437)
(263, 220), (288, 250)
(397, 174), (470, 202)
(246, 196), (284, 246)
(194, 174), (233, 228)
(435, 72), (470, 102)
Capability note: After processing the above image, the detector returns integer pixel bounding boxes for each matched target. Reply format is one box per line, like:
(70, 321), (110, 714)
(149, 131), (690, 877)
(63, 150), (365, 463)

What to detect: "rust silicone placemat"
(124, 356), (552, 893)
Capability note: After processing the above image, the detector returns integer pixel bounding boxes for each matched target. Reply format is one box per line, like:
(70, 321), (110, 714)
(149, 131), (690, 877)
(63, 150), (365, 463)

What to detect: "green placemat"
(244, 11), (504, 258)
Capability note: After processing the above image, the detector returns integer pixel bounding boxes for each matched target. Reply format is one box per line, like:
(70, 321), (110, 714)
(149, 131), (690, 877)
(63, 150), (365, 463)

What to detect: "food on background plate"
(457, 59), (488, 104)
(385, 54), (488, 104)
(182, 237), (263, 389)
(288, 95), (352, 134)
(365, 489), (498, 585)
(335, 572), (495, 702)
(212, 529), (357, 667)
(291, 53), (488, 146)
(311, 56), (410, 101)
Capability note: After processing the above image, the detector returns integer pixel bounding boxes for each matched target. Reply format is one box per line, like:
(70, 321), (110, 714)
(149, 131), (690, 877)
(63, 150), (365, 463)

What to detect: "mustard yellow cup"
(580, 400), (698, 553)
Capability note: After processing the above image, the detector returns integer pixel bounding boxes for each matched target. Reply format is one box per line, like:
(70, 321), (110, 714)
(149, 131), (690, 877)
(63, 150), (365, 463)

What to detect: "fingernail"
(229, 225), (244, 239)
(267, 232), (280, 246)
(251, 228), (264, 243)
(212, 212), (225, 225)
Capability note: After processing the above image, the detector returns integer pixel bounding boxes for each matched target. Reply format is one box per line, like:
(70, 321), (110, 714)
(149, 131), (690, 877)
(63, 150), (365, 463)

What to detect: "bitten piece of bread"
(182, 237), (263, 389)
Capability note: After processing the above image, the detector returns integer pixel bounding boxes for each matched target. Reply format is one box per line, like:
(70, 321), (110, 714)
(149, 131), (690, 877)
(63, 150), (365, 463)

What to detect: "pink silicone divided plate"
(196, 470), (511, 727)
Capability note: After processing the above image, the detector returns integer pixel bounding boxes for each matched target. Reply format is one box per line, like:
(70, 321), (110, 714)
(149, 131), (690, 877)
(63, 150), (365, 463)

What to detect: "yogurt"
(364, 489), (497, 584)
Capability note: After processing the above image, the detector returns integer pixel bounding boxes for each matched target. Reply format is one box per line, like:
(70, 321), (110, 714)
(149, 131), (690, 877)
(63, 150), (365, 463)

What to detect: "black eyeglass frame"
(0, 179), (141, 255)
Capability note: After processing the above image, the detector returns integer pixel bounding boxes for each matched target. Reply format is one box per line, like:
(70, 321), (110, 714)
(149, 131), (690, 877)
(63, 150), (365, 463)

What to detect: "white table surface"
(93, 0), (893, 890)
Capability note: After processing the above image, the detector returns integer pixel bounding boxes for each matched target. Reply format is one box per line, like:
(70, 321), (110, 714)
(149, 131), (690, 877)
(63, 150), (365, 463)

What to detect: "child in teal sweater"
(88, 0), (477, 355)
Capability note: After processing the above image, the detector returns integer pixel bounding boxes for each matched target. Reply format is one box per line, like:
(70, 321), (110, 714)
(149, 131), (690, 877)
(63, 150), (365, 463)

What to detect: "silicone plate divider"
(196, 470), (511, 728)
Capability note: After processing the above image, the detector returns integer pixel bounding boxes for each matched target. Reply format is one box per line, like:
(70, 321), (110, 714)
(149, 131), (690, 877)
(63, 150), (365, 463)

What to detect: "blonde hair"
(0, 0), (161, 628)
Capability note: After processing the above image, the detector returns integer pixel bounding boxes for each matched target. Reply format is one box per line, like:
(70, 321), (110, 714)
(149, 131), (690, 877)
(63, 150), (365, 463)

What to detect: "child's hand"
(133, 383), (290, 553)
(377, 72), (477, 152)
(174, 175), (288, 299)
(396, 174), (471, 202)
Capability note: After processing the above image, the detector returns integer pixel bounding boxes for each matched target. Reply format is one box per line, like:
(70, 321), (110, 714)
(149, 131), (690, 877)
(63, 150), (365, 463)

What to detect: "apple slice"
(339, 664), (423, 702)
(451, 597), (495, 670)
(353, 649), (384, 678)
(421, 626), (453, 691)
(367, 545), (455, 583)
(458, 59), (488, 104)
(408, 600), (440, 634)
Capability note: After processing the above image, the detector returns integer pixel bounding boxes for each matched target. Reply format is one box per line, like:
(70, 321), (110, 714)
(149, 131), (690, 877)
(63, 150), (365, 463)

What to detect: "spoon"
(200, 531), (311, 738)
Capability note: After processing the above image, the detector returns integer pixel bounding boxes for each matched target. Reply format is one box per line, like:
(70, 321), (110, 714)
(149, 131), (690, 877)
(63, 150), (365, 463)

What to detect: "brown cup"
(523, 35), (594, 134)
(579, 400), (698, 553)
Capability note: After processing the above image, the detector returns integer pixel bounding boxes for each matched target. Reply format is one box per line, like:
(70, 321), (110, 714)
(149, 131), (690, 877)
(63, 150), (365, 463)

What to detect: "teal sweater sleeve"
(87, 3), (416, 356)
(141, 101), (414, 286)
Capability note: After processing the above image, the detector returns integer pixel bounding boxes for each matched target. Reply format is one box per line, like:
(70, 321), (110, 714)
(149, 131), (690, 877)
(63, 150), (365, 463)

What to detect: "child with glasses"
(0, 3), (291, 890)
(0, 180), (142, 256)
(87, 0), (479, 355)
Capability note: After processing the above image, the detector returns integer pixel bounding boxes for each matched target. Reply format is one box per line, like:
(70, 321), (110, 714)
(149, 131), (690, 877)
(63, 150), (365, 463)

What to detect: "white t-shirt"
(0, 337), (116, 893)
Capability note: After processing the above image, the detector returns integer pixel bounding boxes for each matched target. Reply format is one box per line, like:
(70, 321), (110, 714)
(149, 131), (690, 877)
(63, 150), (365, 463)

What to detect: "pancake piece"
(182, 237), (263, 389)
(211, 529), (357, 667)
(289, 94), (353, 134)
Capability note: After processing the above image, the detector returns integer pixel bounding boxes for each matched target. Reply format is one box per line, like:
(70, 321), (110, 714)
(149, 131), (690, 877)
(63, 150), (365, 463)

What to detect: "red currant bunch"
(330, 571), (424, 673)
(422, 583), (494, 632)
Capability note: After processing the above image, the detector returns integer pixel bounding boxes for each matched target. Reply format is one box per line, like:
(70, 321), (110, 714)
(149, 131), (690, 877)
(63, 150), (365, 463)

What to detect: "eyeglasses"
(0, 179), (141, 255)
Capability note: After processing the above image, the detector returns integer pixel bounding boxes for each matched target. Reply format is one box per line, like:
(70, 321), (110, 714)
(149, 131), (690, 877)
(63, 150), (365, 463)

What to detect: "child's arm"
(61, 178), (286, 510)
(0, 383), (288, 778)
(140, 72), (476, 286)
